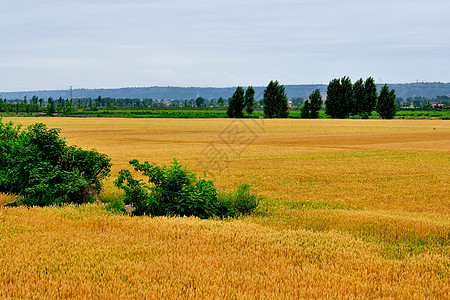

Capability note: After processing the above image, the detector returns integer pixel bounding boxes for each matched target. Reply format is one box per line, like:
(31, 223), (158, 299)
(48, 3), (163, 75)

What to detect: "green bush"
(0, 119), (111, 206)
(115, 159), (218, 218)
(106, 198), (126, 213)
(217, 183), (261, 218)
(115, 159), (260, 219)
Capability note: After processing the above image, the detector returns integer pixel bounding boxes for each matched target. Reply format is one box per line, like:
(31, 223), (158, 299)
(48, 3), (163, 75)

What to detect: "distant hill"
(2, 82), (449, 101)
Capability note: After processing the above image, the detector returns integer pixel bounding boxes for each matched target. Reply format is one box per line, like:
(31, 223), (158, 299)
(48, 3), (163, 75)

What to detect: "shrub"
(217, 183), (261, 218)
(106, 198), (126, 213)
(115, 159), (219, 218)
(115, 159), (260, 219)
(0, 119), (111, 206)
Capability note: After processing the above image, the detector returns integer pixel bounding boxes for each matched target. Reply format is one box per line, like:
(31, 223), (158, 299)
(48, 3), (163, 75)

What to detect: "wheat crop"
(1, 117), (448, 299)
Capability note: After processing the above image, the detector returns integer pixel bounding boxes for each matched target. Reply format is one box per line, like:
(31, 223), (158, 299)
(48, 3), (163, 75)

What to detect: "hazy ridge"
(2, 82), (449, 100)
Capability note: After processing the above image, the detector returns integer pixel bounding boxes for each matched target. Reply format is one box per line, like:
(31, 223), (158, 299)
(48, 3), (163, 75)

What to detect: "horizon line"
(2, 81), (450, 94)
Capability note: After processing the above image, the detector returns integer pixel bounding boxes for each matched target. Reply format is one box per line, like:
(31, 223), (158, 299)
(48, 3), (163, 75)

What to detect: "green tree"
(377, 84), (397, 119)
(31, 95), (39, 112)
(56, 97), (64, 113)
(325, 78), (339, 118)
(263, 80), (289, 118)
(309, 89), (322, 119)
(195, 97), (205, 108)
(340, 76), (353, 118)
(352, 78), (365, 116)
(290, 97), (304, 108)
(65, 99), (73, 113)
(244, 86), (255, 116)
(0, 120), (111, 206)
(363, 77), (377, 117)
(226, 98), (233, 117)
(96, 96), (102, 108)
(217, 97), (224, 107)
(300, 99), (310, 118)
(47, 97), (55, 115)
(325, 77), (353, 118)
(227, 86), (245, 118)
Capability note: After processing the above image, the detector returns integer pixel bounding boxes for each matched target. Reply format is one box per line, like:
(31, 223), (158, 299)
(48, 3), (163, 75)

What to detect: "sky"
(1, 0), (449, 92)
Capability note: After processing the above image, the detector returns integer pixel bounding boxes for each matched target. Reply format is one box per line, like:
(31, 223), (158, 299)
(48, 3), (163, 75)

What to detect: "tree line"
(225, 77), (397, 119)
(399, 95), (450, 107)
(0, 78), (404, 119)
(226, 81), (289, 118)
(0, 96), (156, 114)
(324, 76), (396, 119)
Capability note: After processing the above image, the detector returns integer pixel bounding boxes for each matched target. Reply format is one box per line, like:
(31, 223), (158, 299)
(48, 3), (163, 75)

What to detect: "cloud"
(0, 0), (449, 91)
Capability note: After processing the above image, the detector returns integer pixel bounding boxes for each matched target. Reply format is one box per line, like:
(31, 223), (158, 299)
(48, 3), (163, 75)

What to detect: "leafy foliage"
(325, 76), (353, 119)
(244, 86), (256, 116)
(216, 183), (261, 218)
(263, 80), (289, 118)
(115, 159), (260, 218)
(195, 97), (205, 108)
(352, 78), (365, 116)
(115, 159), (218, 218)
(377, 84), (397, 119)
(326, 76), (381, 119)
(0, 119), (111, 206)
(300, 100), (310, 118)
(227, 86), (245, 118)
(351, 77), (378, 118)
(47, 97), (56, 115)
(363, 77), (378, 117)
(308, 89), (322, 119)
(325, 78), (341, 118)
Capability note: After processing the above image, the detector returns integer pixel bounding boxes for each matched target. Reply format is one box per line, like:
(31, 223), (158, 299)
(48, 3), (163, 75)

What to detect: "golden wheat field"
(0, 117), (449, 299)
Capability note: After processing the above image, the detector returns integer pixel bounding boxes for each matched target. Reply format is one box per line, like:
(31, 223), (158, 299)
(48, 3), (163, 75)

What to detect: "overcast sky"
(1, 0), (449, 92)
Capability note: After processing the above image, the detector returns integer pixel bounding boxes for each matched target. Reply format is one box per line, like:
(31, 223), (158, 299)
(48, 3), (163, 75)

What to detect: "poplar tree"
(300, 99), (310, 118)
(47, 97), (55, 115)
(352, 78), (365, 116)
(227, 86), (245, 118)
(363, 77), (377, 117)
(325, 77), (352, 118)
(377, 84), (397, 119)
(263, 80), (289, 118)
(244, 86), (255, 116)
(325, 78), (340, 118)
(309, 88), (322, 119)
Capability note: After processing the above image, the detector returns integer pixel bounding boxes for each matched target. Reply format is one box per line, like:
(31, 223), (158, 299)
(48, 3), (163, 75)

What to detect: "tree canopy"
(262, 80), (289, 118)
(363, 77), (378, 117)
(0, 119), (111, 206)
(325, 77), (353, 119)
(377, 84), (397, 119)
(353, 78), (365, 116)
(244, 86), (255, 116)
(309, 89), (323, 119)
(227, 86), (245, 118)
(325, 76), (389, 119)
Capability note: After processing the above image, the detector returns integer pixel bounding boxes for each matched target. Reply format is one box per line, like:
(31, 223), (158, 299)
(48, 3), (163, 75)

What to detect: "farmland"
(1, 117), (449, 298)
